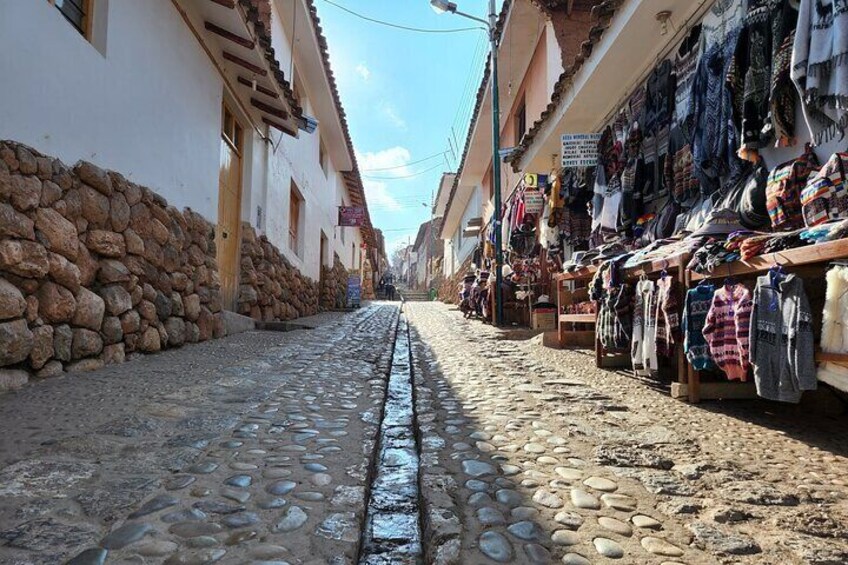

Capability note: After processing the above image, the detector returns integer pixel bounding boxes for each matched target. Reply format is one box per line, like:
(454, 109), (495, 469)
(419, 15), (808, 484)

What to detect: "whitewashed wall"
(0, 0), (223, 221)
(262, 1), (362, 281)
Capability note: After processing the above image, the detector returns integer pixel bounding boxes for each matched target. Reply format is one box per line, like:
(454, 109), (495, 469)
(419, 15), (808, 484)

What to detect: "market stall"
(533, 0), (848, 404)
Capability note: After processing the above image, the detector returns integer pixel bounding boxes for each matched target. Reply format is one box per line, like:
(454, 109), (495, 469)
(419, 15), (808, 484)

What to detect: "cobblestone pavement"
(406, 302), (848, 565)
(3, 300), (848, 564)
(0, 304), (401, 564)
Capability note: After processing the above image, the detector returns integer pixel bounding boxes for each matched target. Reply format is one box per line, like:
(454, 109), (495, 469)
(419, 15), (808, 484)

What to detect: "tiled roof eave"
(506, 0), (624, 171)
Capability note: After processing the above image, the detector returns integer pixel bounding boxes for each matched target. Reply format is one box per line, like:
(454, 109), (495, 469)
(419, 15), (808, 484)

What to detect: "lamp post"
(431, 0), (503, 326)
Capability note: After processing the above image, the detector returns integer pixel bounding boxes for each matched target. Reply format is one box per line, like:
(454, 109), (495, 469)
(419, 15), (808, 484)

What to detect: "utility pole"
(489, 0), (504, 326)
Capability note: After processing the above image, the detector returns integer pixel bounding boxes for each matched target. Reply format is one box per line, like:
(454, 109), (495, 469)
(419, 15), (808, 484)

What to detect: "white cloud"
(358, 146), (413, 178)
(379, 101), (407, 130)
(363, 180), (401, 212)
(355, 62), (371, 81)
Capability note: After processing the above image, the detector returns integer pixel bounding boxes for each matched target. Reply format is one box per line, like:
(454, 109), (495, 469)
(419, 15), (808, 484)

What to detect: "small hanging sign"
(561, 133), (602, 168)
(523, 190), (544, 216)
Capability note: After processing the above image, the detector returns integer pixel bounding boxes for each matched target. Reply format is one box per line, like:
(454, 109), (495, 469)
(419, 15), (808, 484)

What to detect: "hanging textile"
(702, 283), (753, 381)
(750, 272), (817, 403)
(655, 276), (680, 358)
(642, 280), (659, 374)
(818, 265), (848, 393)
(682, 283), (717, 371)
(801, 152), (848, 227)
(791, 0), (848, 142)
(690, 27), (744, 194)
(729, 0), (799, 156)
(766, 145), (820, 231)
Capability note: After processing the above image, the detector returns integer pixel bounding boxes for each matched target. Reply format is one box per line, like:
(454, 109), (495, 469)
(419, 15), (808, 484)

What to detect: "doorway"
(216, 103), (243, 312)
(319, 231), (329, 288)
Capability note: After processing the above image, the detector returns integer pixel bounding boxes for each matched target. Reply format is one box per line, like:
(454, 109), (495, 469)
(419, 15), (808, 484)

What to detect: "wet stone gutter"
(358, 312), (423, 564)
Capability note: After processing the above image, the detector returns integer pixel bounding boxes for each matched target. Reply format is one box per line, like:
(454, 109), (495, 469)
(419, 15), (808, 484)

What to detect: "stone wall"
(0, 141), (225, 390)
(237, 225), (320, 320)
(320, 255), (349, 310)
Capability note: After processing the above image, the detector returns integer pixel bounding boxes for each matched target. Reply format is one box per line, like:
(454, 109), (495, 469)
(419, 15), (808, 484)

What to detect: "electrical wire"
(317, 0), (484, 34)
(361, 150), (448, 172)
(361, 162), (445, 180)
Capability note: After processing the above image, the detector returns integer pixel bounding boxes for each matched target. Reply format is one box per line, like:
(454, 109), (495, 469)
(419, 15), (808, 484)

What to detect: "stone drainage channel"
(358, 311), (423, 564)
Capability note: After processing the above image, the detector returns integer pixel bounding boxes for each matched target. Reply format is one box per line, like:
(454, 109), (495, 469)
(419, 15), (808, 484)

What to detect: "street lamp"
(431, 0), (504, 326)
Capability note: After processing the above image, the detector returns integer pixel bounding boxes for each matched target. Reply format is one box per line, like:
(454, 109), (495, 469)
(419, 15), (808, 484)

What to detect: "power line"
(317, 0), (484, 34)
(362, 162), (445, 180)
(361, 150), (448, 172)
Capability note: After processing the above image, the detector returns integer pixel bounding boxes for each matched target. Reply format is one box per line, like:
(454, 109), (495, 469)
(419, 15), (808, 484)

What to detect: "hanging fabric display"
(682, 283), (717, 371)
(702, 283), (753, 381)
(750, 271), (817, 403)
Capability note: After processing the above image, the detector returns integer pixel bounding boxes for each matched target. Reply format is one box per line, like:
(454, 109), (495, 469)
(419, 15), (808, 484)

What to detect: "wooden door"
(319, 233), (328, 284)
(216, 105), (243, 312)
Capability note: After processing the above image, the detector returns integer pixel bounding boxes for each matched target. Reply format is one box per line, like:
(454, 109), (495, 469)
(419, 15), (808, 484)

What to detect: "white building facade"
(0, 0), (374, 310)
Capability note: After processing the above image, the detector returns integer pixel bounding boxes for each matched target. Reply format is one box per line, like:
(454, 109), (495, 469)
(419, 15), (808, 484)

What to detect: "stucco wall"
(0, 1), (223, 221)
(261, 1), (363, 281)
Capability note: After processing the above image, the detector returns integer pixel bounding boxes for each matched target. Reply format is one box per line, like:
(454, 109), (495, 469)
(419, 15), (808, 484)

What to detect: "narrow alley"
(0, 302), (846, 564)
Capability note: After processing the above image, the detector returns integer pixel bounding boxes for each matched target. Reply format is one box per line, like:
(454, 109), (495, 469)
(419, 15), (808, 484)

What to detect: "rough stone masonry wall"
(238, 224), (332, 320)
(0, 141), (226, 391)
(321, 254), (349, 310)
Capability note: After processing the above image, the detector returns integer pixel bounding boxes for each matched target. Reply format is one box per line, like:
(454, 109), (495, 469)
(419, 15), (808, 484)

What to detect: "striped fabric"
(766, 148), (819, 230)
(801, 152), (848, 227)
(702, 283), (753, 381)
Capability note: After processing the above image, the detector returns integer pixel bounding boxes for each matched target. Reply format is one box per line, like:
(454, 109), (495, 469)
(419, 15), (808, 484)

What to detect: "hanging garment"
(690, 29), (745, 195)
(631, 279), (648, 374)
(613, 284), (633, 350)
(766, 145), (821, 230)
(818, 265), (848, 393)
(655, 276), (681, 358)
(674, 24), (703, 135)
(750, 272), (817, 403)
(702, 283), (754, 381)
(682, 283), (717, 371)
(791, 0), (848, 142)
(729, 0), (799, 155)
(642, 280), (659, 373)
(699, 0), (746, 54)
(801, 152), (848, 227)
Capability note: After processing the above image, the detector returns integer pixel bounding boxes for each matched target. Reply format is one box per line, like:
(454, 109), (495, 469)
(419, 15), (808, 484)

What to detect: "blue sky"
(314, 0), (499, 256)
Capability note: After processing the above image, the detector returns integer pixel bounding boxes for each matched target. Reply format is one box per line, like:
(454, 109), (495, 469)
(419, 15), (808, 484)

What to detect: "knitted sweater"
(682, 284), (717, 371)
(655, 276), (680, 358)
(702, 283), (753, 381)
(750, 273), (817, 403)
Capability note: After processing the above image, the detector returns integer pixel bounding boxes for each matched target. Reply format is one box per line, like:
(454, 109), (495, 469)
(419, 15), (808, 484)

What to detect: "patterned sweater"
(750, 273), (816, 403)
(655, 276), (681, 358)
(682, 284), (717, 370)
(702, 283), (753, 381)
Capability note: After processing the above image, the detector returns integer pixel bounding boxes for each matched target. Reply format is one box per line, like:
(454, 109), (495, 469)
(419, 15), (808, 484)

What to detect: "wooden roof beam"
(223, 51), (267, 76)
(251, 97), (287, 119)
(263, 117), (297, 136)
(205, 21), (254, 49)
(237, 76), (279, 98)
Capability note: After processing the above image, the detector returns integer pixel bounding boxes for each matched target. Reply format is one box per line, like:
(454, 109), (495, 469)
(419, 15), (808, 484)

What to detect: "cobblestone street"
(1, 302), (848, 564)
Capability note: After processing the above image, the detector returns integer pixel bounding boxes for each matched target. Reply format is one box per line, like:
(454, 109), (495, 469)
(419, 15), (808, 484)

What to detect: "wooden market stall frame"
(683, 237), (848, 403)
(554, 266), (597, 349)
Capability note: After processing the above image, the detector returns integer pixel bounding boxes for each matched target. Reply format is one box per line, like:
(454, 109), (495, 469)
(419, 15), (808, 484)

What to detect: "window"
(222, 106), (243, 152)
(319, 138), (328, 175)
(289, 182), (303, 256)
(515, 96), (527, 145)
(49, 0), (91, 38)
